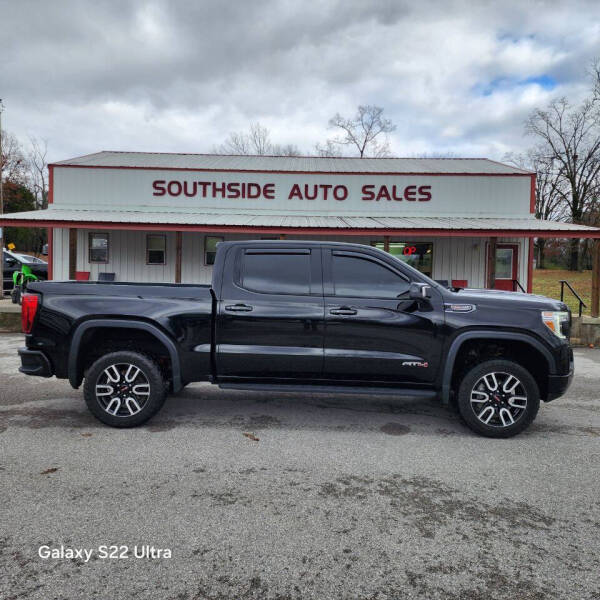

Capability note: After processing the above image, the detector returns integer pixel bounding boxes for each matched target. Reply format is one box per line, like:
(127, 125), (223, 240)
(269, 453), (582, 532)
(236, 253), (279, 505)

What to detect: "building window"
(205, 236), (223, 265)
(146, 234), (166, 265)
(89, 232), (109, 263)
(373, 241), (433, 277)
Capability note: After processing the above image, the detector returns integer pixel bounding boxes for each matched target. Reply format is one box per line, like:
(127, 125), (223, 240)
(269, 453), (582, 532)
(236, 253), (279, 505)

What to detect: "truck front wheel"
(83, 351), (167, 427)
(456, 359), (540, 438)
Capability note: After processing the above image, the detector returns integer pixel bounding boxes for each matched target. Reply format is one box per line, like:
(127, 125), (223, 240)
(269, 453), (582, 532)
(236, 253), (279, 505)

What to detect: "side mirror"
(409, 282), (432, 300)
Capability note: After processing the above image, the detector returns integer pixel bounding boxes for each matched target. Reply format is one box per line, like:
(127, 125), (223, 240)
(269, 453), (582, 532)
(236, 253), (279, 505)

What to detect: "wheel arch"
(68, 319), (182, 392)
(441, 331), (555, 405)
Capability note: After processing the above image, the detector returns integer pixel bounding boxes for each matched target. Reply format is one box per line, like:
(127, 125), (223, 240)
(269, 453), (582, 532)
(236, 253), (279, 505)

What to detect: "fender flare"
(68, 319), (182, 392)
(441, 330), (555, 405)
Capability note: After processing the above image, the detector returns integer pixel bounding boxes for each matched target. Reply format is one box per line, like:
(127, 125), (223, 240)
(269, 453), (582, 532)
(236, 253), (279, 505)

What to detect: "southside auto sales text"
(152, 180), (432, 202)
(38, 544), (172, 562)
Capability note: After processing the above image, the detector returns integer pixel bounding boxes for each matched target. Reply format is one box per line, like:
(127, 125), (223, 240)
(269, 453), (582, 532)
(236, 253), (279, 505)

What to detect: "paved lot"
(1, 333), (599, 599)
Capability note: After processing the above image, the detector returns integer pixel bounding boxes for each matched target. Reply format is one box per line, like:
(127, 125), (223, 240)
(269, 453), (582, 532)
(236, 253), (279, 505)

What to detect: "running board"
(218, 382), (438, 399)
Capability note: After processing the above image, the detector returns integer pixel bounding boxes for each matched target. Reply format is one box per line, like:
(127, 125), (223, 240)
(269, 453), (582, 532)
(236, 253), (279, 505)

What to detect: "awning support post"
(175, 231), (182, 284)
(383, 235), (390, 253)
(486, 236), (497, 289)
(592, 239), (600, 318)
(68, 228), (77, 280)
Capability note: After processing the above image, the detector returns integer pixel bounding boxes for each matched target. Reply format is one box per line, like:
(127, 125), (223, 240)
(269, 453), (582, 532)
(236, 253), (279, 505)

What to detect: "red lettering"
(333, 185), (348, 201)
(197, 182), (210, 197)
(362, 184), (375, 200)
(167, 181), (182, 196)
(247, 183), (260, 198)
(391, 185), (403, 201)
(226, 182), (240, 198)
(404, 185), (417, 201)
(320, 184), (332, 200)
(304, 184), (318, 200)
(212, 182), (226, 197)
(152, 180), (166, 196)
(264, 183), (275, 199)
(418, 185), (432, 201)
(376, 185), (391, 201)
(288, 184), (303, 200)
(183, 181), (197, 197)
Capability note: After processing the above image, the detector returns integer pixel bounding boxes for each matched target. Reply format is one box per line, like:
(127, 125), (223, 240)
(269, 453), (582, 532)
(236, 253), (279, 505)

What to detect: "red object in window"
(452, 279), (468, 289)
(21, 294), (39, 333)
(75, 271), (90, 281)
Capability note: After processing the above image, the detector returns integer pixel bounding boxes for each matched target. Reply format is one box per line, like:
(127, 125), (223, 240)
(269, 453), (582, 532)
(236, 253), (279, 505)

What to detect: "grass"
(532, 269), (593, 316)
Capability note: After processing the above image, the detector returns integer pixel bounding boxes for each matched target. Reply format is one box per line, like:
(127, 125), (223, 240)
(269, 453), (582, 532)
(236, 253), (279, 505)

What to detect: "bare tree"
(505, 149), (568, 268)
(319, 105), (396, 158)
(413, 151), (462, 158)
(526, 94), (600, 270)
(315, 139), (343, 158)
(214, 122), (302, 156)
(27, 137), (49, 210)
(0, 130), (27, 185)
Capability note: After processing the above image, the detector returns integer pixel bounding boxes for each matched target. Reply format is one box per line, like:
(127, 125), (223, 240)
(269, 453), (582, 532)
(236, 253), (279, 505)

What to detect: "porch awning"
(1, 207), (600, 238)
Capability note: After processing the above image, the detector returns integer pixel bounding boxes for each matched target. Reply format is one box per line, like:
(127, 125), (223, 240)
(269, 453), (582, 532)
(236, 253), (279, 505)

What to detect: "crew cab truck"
(17, 241), (573, 437)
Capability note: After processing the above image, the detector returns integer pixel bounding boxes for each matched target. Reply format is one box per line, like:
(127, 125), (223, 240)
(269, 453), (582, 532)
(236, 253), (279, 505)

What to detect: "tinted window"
(332, 253), (409, 298)
(242, 252), (311, 295)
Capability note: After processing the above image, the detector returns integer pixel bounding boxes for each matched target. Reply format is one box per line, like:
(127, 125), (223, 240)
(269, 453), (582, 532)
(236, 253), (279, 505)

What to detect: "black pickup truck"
(17, 240), (573, 437)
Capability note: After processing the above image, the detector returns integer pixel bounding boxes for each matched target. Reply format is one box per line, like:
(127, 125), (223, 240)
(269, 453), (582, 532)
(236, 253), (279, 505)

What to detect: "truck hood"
(447, 288), (568, 311)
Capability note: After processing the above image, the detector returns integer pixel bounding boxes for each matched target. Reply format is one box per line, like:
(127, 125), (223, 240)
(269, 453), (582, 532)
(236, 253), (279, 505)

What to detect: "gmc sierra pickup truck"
(17, 240), (573, 437)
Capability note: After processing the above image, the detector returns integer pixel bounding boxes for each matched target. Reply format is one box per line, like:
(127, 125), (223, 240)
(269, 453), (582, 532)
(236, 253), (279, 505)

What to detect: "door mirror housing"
(409, 282), (432, 300)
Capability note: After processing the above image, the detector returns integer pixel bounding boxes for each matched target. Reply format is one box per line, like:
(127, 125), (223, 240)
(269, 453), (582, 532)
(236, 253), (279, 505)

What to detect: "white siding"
(52, 228), (530, 290)
(52, 228), (70, 280)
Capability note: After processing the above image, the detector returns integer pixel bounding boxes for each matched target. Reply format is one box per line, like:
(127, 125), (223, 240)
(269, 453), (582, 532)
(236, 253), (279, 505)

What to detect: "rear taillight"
(21, 294), (39, 334)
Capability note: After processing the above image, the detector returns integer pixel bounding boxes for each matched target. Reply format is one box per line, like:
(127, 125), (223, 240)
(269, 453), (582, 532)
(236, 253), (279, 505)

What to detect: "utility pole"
(0, 99), (4, 300)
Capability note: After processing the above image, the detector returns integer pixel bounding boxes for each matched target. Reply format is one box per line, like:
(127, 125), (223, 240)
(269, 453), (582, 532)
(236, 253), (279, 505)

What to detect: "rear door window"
(241, 250), (311, 295)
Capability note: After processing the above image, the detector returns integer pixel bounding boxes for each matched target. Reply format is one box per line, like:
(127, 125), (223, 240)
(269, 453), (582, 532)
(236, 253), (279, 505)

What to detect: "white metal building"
(2, 151), (600, 292)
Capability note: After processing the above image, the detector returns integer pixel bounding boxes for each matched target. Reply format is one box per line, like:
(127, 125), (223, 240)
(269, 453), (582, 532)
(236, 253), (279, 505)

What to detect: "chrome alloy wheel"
(469, 371), (528, 428)
(95, 363), (151, 417)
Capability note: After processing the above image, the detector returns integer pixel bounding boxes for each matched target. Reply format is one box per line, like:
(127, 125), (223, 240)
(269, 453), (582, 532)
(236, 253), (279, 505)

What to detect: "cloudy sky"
(2, 0), (600, 163)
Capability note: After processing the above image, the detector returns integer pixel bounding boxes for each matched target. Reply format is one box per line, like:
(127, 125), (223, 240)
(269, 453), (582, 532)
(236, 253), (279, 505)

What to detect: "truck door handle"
(329, 306), (357, 316)
(225, 304), (253, 312)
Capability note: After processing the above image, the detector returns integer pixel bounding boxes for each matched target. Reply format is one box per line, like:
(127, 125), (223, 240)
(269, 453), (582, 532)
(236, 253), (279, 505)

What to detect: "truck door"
(215, 246), (324, 380)
(322, 248), (443, 384)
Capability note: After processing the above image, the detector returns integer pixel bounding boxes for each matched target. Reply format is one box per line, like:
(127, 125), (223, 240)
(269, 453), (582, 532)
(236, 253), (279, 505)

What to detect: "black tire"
(457, 359), (540, 438)
(83, 351), (167, 427)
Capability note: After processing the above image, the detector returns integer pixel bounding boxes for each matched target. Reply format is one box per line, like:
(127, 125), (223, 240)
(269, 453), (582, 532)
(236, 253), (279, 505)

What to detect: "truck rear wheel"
(83, 351), (167, 427)
(456, 359), (540, 438)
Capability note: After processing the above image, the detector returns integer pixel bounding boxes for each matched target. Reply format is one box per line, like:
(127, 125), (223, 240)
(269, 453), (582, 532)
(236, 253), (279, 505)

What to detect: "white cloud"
(2, 0), (599, 162)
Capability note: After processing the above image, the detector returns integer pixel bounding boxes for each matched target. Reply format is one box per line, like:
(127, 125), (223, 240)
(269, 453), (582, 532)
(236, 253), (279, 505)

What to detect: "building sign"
(151, 179), (432, 203)
(53, 167), (532, 217)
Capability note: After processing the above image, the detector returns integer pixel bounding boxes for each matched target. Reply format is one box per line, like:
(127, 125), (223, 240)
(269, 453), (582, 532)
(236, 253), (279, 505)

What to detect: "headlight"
(541, 311), (570, 339)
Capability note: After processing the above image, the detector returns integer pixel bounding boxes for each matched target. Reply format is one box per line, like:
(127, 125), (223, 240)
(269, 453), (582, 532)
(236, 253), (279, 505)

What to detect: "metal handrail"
(559, 280), (587, 317)
(512, 279), (526, 293)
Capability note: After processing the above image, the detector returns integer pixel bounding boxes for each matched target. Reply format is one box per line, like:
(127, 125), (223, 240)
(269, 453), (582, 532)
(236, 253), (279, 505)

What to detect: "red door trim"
(487, 243), (519, 291)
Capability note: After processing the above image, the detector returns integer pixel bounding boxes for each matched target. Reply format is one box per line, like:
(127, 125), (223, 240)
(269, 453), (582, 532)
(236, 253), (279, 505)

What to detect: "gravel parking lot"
(1, 332), (599, 599)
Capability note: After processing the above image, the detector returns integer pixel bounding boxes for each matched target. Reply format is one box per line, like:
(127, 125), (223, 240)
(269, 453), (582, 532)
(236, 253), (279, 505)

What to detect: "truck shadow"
(148, 384), (468, 436)
(1, 382), (595, 438)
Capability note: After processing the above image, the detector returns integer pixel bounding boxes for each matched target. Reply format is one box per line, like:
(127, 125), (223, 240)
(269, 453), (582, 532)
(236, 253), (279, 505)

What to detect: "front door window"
(373, 242), (433, 277)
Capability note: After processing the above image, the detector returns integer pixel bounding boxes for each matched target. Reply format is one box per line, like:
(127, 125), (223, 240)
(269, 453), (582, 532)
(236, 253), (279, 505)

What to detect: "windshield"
(13, 254), (46, 264)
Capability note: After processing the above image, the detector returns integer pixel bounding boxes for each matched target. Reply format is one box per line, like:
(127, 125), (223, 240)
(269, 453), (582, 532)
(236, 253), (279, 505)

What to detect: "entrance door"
(492, 244), (518, 291)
